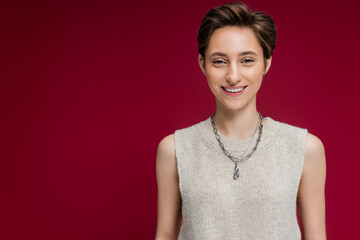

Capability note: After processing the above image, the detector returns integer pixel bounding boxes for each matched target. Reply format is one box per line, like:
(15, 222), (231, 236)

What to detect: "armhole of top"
(174, 130), (183, 196)
(299, 128), (309, 178)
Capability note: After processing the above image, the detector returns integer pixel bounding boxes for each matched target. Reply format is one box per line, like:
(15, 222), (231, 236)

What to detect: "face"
(199, 26), (272, 111)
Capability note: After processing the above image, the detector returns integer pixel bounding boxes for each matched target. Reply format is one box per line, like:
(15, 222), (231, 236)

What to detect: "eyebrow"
(209, 51), (257, 57)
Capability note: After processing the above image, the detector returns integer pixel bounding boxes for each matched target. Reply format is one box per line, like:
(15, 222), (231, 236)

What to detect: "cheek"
(245, 67), (264, 83)
(206, 69), (224, 83)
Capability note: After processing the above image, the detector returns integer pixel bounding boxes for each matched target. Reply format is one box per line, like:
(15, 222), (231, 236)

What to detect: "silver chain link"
(210, 112), (264, 179)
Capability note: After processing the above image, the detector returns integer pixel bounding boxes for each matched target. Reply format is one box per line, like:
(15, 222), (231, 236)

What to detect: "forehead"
(206, 26), (263, 56)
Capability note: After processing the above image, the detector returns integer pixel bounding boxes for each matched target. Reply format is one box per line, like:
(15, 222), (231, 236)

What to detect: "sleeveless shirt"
(174, 116), (308, 240)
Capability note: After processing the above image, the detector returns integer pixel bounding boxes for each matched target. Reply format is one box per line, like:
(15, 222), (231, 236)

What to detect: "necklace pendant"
(233, 163), (239, 180)
(210, 112), (263, 181)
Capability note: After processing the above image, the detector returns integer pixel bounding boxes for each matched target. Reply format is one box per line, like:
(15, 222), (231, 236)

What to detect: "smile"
(223, 87), (245, 93)
(221, 86), (247, 97)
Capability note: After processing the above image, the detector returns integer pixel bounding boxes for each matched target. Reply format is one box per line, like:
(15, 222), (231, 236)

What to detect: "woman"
(155, 1), (326, 239)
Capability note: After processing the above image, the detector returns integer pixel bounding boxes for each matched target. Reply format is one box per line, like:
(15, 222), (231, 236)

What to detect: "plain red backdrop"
(1, 0), (359, 239)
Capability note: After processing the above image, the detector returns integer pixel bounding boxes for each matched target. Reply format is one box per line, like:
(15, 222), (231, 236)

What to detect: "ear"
(198, 54), (206, 76)
(264, 56), (272, 75)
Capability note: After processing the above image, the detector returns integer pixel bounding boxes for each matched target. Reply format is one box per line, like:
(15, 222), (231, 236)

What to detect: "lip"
(221, 86), (247, 97)
(223, 85), (247, 89)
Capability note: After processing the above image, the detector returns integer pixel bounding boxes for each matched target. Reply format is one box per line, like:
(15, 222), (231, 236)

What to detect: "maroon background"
(1, 0), (359, 239)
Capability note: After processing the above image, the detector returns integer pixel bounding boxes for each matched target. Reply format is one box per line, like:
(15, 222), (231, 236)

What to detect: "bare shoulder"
(302, 132), (326, 180)
(155, 134), (182, 238)
(305, 132), (326, 161)
(157, 134), (175, 162)
(297, 132), (327, 239)
(156, 134), (177, 180)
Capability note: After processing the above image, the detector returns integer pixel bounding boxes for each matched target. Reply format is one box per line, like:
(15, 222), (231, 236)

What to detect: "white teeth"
(224, 87), (244, 93)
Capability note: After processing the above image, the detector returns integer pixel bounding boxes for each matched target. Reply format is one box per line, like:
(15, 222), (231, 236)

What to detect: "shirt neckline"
(195, 116), (282, 153)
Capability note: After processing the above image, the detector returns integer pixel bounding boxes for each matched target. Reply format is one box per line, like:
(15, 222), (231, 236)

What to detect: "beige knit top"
(174, 116), (308, 240)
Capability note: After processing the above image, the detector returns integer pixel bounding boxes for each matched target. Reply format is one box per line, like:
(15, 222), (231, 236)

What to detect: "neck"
(213, 100), (263, 140)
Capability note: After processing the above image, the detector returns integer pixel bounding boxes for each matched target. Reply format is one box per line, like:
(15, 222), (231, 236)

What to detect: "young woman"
(155, 2), (326, 239)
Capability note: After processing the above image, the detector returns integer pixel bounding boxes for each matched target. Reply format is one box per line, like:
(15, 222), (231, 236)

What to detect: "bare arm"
(155, 134), (182, 240)
(297, 133), (327, 240)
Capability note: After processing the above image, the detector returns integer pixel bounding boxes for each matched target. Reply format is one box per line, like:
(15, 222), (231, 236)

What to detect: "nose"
(225, 62), (242, 84)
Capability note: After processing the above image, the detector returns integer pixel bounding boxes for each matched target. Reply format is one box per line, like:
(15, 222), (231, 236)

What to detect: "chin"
(221, 102), (248, 111)
(214, 94), (254, 111)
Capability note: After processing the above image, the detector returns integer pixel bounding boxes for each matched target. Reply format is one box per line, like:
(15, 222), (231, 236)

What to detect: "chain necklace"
(210, 112), (264, 180)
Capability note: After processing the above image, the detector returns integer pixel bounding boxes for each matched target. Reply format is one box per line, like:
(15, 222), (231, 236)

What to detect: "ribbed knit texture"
(174, 116), (308, 240)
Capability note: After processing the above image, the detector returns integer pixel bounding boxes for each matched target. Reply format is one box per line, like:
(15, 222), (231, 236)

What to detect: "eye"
(242, 59), (254, 64)
(213, 59), (226, 65)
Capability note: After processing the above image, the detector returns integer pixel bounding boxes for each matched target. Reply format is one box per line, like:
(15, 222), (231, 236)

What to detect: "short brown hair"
(197, 1), (277, 61)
